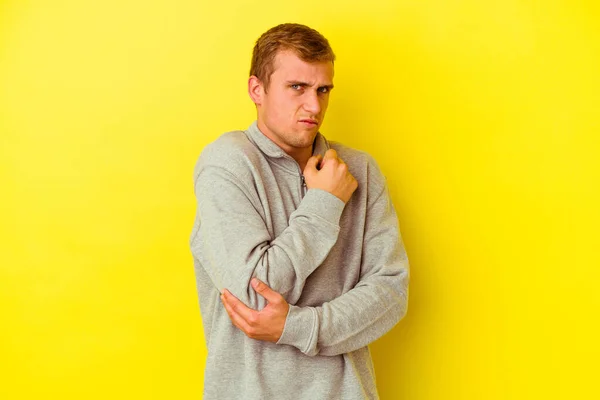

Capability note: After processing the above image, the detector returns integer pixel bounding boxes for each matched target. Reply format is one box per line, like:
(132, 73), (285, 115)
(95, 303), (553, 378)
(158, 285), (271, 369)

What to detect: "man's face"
(251, 50), (334, 154)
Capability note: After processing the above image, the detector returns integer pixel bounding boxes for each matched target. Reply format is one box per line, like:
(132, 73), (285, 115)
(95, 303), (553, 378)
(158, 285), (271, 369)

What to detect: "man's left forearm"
(276, 260), (409, 356)
(220, 265), (409, 355)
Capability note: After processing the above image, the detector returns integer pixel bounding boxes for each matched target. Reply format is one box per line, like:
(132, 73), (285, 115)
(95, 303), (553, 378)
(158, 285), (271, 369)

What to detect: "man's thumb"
(304, 155), (322, 173)
(251, 278), (280, 303)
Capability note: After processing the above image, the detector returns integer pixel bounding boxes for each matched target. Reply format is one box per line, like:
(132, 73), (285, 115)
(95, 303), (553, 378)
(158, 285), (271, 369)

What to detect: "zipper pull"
(301, 175), (307, 188)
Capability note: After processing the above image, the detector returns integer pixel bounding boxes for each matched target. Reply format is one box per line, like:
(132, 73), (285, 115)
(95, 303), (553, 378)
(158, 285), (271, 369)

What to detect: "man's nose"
(303, 91), (322, 114)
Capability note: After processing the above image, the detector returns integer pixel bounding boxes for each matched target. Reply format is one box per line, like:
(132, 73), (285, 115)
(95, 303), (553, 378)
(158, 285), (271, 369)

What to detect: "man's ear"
(248, 75), (264, 106)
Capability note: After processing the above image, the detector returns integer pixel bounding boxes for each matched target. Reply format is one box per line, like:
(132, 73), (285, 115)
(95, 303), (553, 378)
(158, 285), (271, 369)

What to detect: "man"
(190, 23), (410, 399)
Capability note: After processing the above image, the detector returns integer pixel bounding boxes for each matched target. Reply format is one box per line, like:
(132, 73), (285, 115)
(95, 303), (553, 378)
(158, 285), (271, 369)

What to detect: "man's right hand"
(303, 149), (358, 204)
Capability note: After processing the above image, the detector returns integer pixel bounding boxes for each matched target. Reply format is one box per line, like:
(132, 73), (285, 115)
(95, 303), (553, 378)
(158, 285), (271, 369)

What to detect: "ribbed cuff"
(294, 188), (345, 226)
(276, 305), (319, 356)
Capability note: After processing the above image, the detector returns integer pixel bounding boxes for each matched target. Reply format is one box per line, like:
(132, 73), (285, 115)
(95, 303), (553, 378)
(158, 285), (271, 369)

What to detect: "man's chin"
(298, 132), (318, 146)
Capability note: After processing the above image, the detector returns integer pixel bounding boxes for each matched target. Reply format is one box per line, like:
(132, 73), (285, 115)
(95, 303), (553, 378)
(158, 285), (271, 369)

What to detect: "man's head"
(248, 23), (336, 156)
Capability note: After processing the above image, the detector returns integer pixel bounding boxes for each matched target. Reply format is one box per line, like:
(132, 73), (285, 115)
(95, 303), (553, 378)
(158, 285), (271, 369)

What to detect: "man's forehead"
(272, 51), (334, 84)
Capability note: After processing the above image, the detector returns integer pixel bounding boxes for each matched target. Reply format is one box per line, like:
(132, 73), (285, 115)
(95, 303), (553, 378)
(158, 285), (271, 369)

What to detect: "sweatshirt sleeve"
(276, 163), (410, 356)
(190, 164), (346, 310)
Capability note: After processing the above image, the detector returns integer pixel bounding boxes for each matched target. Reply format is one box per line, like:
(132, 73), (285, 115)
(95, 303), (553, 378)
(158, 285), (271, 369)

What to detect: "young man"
(190, 23), (410, 399)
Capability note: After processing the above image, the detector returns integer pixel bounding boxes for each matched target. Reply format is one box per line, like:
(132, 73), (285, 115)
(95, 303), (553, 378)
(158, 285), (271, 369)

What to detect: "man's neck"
(257, 120), (314, 171)
(296, 144), (314, 172)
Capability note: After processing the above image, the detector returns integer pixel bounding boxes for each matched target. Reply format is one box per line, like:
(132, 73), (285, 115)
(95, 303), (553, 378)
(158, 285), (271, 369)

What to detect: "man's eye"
(318, 87), (329, 94)
(291, 84), (301, 90)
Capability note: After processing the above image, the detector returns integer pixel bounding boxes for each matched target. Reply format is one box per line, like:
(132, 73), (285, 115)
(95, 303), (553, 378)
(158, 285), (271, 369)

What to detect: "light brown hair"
(250, 23), (336, 92)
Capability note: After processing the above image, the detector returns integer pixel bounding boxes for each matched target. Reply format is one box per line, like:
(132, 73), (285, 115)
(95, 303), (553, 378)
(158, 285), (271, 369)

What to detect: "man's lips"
(299, 119), (318, 125)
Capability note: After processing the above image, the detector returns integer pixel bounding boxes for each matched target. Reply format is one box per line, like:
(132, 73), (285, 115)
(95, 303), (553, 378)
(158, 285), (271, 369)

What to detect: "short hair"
(250, 23), (336, 92)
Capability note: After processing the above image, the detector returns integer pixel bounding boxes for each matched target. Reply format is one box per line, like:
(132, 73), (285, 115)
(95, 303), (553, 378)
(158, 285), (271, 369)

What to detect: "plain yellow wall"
(1, 0), (598, 398)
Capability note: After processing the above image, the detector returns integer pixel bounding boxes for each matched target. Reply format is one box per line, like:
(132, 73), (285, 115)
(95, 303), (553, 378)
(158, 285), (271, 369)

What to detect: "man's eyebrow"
(286, 80), (334, 89)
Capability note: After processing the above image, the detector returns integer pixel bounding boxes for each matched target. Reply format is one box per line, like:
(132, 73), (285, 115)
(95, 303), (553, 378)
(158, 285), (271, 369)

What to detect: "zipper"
(300, 175), (307, 197)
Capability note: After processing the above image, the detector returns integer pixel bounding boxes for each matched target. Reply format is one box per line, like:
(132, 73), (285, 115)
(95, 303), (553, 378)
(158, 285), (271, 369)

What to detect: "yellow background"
(1, 0), (599, 398)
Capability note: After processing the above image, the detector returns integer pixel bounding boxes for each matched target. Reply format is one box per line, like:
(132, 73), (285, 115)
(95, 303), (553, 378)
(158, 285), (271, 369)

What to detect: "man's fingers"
(324, 149), (338, 160)
(222, 290), (259, 327)
(251, 278), (283, 304)
(221, 292), (252, 333)
(307, 150), (344, 173)
(321, 149), (341, 168)
(304, 155), (322, 172)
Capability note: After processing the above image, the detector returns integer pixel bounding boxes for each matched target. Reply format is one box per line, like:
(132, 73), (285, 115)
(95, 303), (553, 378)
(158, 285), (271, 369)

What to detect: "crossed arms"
(190, 150), (409, 356)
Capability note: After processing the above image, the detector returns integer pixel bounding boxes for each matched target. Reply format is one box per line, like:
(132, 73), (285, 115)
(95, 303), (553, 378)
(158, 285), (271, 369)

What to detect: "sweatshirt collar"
(245, 120), (330, 160)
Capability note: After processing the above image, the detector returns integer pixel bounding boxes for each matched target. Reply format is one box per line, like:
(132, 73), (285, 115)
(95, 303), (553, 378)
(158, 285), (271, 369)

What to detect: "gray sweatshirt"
(189, 121), (410, 399)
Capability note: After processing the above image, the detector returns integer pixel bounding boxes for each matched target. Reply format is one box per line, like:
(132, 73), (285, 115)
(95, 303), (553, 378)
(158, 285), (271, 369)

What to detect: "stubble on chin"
(287, 131), (317, 149)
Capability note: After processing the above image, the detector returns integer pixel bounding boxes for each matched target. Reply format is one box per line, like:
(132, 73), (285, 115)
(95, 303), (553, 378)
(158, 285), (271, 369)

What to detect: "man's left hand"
(221, 278), (289, 343)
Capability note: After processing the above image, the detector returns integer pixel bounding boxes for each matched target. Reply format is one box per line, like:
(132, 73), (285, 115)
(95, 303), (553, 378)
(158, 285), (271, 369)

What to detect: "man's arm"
(191, 149), (355, 311)
(222, 157), (410, 356)
(277, 181), (409, 356)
